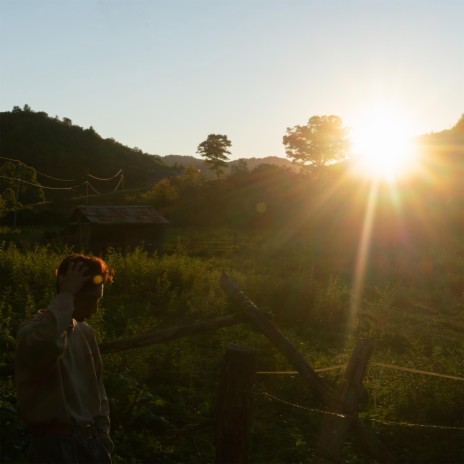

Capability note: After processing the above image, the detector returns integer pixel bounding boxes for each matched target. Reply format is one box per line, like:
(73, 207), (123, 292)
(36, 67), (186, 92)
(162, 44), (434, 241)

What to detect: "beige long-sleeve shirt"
(15, 292), (113, 450)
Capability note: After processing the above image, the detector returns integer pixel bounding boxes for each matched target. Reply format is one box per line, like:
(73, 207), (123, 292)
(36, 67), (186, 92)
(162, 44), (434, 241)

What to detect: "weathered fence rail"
(1, 271), (396, 462)
(316, 339), (373, 462)
(99, 312), (246, 354)
(220, 272), (395, 464)
(0, 312), (246, 376)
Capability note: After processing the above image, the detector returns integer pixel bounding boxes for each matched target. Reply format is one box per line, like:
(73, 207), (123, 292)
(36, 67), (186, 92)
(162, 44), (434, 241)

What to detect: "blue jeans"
(28, 433), (112, 464)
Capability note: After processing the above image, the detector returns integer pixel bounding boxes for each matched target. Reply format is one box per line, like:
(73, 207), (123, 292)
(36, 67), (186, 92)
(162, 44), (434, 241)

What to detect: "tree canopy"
(0, 106), (176, 194)
(283, 115), (350, 169)
(196, 134), (232, 179)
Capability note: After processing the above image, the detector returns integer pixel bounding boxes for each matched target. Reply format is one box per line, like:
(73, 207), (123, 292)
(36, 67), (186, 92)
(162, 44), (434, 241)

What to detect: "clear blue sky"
(1, 0), (463, 160)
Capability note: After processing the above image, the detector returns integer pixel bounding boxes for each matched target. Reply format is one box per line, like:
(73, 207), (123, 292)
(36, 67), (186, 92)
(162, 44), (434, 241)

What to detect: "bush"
(1, 241), (463, 463)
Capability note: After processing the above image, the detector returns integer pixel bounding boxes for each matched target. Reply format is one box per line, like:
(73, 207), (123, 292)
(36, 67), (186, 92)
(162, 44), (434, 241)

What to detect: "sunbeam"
(349, 180), (379, 331)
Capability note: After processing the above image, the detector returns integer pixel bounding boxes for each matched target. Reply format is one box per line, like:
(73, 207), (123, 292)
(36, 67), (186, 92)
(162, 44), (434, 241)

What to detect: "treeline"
(1, 106), (462, 248)
(0, 105), (176, 193)
(3, 157), (464, 257)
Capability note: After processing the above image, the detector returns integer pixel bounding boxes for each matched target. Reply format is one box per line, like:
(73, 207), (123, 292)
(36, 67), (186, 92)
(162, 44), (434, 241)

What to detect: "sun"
(350, 105), (419, 182)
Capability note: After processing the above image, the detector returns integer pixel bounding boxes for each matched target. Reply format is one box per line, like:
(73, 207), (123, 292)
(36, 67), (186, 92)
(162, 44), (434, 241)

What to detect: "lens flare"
(92, 275), (104, 285)
(350, 104), (419, 182)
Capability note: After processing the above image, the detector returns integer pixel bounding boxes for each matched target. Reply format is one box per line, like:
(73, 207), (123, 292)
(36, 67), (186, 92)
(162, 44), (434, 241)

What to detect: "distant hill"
(0, 106), (176, 191)
(2, 105), (462, 192)
(162, 154), (296, 176)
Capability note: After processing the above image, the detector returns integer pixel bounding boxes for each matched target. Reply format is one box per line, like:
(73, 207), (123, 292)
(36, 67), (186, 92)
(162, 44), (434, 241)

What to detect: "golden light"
(350, 105), (419, 182)
(92, 275), (104, 285)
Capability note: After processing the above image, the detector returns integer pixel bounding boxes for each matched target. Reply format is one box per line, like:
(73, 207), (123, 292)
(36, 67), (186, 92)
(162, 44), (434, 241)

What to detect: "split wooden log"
(220, 271), (395, 464)
(0, 312), (246, 376)
(99, 312), (245, 354)
(316, 339), (373, 462)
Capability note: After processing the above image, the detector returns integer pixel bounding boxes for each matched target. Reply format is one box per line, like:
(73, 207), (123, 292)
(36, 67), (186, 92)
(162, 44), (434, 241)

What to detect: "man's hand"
(57, 261), (91, 295)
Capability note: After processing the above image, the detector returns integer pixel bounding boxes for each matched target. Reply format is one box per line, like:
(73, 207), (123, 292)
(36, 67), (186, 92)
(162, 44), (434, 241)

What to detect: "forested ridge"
(1, 106), (462, 188)
(0, 106), (176, 190)
(0, 106), (462, 241)
(0, 106), (294, 189)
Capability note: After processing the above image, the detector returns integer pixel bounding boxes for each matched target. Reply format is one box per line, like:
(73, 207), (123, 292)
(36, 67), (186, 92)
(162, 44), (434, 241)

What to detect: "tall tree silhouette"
(283, 115), (349, 170)
(197, 134), (232, 179)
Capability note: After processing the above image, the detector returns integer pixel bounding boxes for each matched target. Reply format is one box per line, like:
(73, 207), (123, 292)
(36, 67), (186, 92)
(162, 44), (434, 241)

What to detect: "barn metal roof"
(74, 206), (169, 225)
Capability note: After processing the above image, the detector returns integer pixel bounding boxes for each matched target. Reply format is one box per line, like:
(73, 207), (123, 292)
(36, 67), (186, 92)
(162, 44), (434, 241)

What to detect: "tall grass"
(0, 240), (463, 463)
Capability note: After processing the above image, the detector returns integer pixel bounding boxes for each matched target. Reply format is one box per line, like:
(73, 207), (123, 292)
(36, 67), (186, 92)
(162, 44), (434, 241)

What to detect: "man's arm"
(16, 293), (74, 369)
(16, 262), (90, 370)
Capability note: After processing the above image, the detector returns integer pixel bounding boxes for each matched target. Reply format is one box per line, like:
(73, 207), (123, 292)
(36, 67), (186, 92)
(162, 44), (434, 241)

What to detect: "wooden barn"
(68, 205), (169, 253)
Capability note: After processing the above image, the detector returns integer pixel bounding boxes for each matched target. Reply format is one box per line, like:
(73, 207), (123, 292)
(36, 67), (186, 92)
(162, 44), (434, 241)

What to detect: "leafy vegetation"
(0, 105), (176, 197)
(0, 236), (463, 463)
(0, 108), (463, 462)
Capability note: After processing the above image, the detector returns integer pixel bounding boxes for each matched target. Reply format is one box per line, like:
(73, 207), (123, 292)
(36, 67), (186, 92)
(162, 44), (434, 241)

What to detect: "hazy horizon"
(1, 0), (463, 160)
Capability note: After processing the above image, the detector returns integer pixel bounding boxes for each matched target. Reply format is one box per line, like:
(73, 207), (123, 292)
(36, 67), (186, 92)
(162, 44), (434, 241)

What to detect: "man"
(15, 254), (114, 464)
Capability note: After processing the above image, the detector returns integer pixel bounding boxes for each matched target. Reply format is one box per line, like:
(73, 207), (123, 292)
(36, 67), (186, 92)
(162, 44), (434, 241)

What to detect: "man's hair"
(55, 254), (114, 292)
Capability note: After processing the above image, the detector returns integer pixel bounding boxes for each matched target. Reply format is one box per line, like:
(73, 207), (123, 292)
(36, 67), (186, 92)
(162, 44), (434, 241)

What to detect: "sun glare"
(350, 105), (419, 182)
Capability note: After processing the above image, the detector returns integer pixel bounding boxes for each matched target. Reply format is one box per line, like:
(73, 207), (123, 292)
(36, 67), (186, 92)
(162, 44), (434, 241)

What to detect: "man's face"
(72, 283), (104, 322)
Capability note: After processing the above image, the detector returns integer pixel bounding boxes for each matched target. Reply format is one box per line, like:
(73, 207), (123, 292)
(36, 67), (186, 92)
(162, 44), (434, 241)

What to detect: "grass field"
(0, 228), (463, 463)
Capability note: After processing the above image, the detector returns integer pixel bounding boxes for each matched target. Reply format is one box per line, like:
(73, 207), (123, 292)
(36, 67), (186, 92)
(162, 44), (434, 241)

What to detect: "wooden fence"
(1, 272), (399, 463)
(165, 235), (243, 255)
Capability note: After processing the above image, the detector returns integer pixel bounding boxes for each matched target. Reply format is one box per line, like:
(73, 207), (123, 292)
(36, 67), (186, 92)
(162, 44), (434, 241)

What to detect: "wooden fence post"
(220, 272), (395, 464)
(316, 339), (373, 463)
(215, 344), (256, 464)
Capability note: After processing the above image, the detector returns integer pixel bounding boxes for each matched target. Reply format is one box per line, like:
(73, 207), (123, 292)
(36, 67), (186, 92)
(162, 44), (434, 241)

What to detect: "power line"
(0, 155), (123, 184)
(0, 156), (80, 181)
(113, 174), (124, 192)
(88, 169), (123, 181)
(36, 171), (83, 182)
(86, 181), (100, 195)
(1, 156), (125, 202)
(0, 176), (123, 197)
(0, 175), (87, 191)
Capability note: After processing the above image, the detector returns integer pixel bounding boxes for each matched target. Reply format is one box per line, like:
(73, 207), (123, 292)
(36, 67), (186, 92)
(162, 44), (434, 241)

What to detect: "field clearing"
(0, 233), (463, 463)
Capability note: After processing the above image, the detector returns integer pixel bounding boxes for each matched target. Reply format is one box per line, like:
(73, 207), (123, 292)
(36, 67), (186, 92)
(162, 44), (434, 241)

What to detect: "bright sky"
(1, 0), (463, 160)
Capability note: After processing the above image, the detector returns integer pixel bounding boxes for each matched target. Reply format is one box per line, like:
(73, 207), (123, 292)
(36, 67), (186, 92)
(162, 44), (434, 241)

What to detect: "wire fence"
(255, 361), (464, 432)
(257, 391), (464, 431)
(257, 362), (464, 381)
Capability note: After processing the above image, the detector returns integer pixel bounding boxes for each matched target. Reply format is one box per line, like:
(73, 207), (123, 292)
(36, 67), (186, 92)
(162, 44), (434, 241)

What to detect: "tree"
(230, 159), (249, 176)
(0, 161), (45, 205)
(283, 115), (350, 170)
(196, 134), (232, 179)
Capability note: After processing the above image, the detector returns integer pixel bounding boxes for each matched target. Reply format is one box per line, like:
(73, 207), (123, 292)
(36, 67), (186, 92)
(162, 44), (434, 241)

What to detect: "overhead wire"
(0, 156), (124, 195)
(0, 175), (78, 191)
(88, 169), (123, 181)
(86, 181), (101, 195)
(113, 174), (124, 192)
(0, 155), (78, 182)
